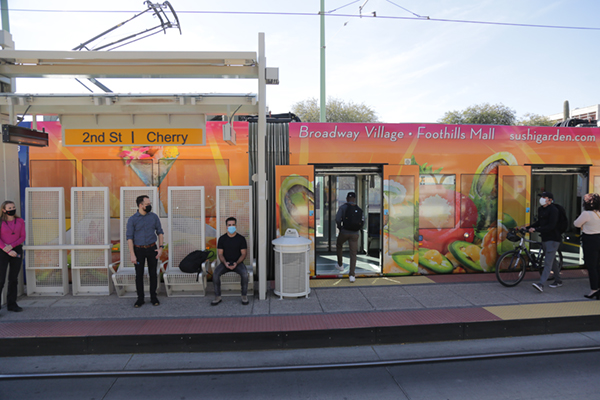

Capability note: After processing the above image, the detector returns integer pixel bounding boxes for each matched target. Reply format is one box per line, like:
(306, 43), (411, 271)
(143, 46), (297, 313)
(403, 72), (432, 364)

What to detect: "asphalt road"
(1, 343), (598, 399)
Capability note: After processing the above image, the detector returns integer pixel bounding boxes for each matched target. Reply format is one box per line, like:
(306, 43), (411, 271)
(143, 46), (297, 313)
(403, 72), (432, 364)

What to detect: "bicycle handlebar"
(513, 227), (542, 246)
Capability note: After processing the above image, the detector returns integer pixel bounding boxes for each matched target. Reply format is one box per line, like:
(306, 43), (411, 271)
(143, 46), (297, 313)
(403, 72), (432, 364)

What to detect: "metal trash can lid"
(272, 228), (311, 246)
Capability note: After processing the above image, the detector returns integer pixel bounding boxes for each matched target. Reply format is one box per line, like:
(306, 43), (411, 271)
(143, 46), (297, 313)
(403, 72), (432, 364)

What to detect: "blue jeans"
(539, 240), (561, 285)
(213, 262), (248, 297)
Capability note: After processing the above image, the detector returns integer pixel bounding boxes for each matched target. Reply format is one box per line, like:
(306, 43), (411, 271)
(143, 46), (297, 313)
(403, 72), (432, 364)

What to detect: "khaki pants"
(336, 232), (359, 277)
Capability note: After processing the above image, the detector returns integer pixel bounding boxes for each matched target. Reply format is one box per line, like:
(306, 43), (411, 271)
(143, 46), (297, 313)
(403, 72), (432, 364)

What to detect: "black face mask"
(5, 210), (16, 216)
(144, 205), (152, 213)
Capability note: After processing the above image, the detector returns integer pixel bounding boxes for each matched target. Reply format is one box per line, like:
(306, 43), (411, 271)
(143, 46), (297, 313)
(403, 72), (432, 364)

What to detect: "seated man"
(211, 217), (249, 305)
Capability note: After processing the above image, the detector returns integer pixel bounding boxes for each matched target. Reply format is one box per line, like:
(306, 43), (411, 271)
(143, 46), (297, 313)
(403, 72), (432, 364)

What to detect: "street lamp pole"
(319, 0), (326, 122)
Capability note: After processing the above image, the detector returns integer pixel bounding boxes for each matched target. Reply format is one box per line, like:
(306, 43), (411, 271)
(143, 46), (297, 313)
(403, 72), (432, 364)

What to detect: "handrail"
(23, 244), (112, 250)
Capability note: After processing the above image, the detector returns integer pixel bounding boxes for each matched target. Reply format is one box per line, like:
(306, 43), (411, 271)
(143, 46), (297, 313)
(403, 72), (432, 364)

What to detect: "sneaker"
(335, 264), (345, 272)
(241, 295), (249, 305)
(134, 299), (145, 308)
(211, 297), (222, 306)
(549, 281), (563, 288)
(532, 282), (543, 292)
(151, 298), (160, 306)
(349, 275), (356, 283)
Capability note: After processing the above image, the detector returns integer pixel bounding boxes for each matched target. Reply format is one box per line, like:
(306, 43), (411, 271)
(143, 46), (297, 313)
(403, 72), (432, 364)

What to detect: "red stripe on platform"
(0, 307), (502, 339)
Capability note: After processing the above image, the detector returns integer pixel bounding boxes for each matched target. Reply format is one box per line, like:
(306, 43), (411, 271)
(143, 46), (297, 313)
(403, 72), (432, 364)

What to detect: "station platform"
(1, 270), (599, 357)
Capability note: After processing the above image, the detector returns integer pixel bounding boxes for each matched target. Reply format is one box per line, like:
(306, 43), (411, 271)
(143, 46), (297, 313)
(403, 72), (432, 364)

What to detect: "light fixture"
(2, 124), (48, 147)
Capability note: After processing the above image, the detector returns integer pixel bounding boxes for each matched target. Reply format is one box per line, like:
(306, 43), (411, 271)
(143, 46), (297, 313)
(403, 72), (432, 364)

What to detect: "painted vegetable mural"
(385, 152), (519, 275)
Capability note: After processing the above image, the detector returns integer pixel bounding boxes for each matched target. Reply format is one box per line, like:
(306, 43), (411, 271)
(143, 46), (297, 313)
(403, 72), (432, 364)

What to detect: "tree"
(438, 103), (517, 125)
(291, 97), (379, 123)
(518, 113), (554, 127)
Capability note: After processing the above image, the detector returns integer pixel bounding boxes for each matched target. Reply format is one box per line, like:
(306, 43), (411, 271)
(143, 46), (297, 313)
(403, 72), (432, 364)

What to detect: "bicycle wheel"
(496, 250), (527, 287)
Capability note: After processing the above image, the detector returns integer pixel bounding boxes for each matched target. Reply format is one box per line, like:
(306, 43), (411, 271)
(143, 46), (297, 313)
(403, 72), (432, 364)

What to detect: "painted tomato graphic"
(420, 190), (475, 254)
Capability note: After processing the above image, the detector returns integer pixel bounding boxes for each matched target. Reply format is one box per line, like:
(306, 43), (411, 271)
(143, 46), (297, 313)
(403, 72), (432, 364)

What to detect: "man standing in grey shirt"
(126, 195), (164, 308)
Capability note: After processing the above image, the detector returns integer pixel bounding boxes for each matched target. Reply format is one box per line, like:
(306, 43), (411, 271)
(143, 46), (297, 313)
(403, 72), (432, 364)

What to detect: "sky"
(4, 0), (600, 123)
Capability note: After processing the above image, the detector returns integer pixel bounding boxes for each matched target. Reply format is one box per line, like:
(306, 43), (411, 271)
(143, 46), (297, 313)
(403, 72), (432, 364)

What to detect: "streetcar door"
(382, 165), (419, 275)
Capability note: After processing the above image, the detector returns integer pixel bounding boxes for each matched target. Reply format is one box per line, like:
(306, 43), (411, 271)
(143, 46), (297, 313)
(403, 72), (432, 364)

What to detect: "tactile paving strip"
(310, 276), (434, 288)
(485, 301), (600, 320)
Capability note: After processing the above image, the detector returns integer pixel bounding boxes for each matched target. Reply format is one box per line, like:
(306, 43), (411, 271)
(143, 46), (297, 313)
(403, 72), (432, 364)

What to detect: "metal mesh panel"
(26, 250), (59, 269)
(34, 269), (63, 287)
(26, 190), (61, 246)
(72, 190), (107, 246)
(170, 187), (205, 269)
(73, 249), (105, 268)
(274, 252), (308, 294)
(217, 187), (252, 262)
(78, 268), (109, 286)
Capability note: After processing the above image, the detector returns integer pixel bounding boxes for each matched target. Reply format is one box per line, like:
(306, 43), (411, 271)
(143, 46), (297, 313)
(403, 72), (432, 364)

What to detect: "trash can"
(272, 228), (311, 299)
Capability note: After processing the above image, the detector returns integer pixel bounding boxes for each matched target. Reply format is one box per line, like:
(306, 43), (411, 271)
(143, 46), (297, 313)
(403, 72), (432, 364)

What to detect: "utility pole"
(0, 0), (24, 306)
(319, 0), (326, 122)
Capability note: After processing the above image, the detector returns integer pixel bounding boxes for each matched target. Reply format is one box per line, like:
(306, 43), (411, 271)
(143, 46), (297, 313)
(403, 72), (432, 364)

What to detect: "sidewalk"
(1, 270), (599, 357)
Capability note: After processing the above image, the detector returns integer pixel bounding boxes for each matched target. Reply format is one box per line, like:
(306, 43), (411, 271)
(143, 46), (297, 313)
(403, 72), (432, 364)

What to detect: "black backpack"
(179, 250), (213, 281)
(553, 203), (569, 234)
(343, 203), (363, 231)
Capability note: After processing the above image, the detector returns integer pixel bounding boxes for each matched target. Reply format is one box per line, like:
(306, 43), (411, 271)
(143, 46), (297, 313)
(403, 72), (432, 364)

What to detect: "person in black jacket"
(335, 192), (364, 283)
(524, 191), (562, 292)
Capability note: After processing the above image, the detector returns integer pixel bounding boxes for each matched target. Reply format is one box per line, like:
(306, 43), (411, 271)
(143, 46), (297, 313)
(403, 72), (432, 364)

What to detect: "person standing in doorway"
(335, 192), (364, 283)
(573, 193), (600, 300)
(212, 217), (249, 306)
(126, 195), (164, 308)
(524, 191), (562, 292)
(0, 200), (26, 313)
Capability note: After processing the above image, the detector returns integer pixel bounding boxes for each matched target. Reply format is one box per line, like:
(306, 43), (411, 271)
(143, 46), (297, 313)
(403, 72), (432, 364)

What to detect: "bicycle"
(495, 228), (563, 287)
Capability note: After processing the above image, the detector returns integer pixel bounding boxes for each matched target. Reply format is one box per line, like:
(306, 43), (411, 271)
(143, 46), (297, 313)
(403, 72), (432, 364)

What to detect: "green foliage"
(517, 113), (554, 127)
(291, 97), (379, 123)
(410, 156), (442, 174)
(438, 103), (517, 126)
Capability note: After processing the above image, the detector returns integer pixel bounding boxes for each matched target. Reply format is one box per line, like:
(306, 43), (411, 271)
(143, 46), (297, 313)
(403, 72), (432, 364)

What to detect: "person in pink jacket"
(0, 200), (26, 312)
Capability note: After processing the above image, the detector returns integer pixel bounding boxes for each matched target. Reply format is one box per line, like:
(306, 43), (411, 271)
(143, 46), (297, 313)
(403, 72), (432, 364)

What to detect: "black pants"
(0, 245), (22, 307)
(582, 233), (600, 291)
(134, 245), (158, 300)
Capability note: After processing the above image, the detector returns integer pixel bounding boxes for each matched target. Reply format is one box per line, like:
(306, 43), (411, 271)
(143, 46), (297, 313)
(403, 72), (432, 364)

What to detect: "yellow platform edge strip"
(309, 276), (435, 288)
(485, 301), (600, 320)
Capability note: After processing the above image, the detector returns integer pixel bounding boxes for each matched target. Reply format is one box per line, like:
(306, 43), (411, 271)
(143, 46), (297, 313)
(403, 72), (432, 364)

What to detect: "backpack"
(343, 203), (363, 231)
(179, 250), (213, 281)
(553, 203), (569, 234)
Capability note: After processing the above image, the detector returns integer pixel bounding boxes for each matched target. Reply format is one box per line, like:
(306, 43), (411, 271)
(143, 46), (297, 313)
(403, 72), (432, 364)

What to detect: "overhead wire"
(384, 0), (427, 19)
(3, 8), (600, 31)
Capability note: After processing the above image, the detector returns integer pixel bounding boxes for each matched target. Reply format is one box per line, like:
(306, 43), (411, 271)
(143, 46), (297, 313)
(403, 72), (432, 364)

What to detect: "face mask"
(6, 210), (16, 216)
(144, 205), (152, 213)
(227, 226), (236, 234)
(539, 198), (547, 206)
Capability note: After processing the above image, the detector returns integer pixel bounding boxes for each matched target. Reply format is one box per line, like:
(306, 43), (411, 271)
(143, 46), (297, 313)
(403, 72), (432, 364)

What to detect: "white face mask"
(540, 198), (547, 206)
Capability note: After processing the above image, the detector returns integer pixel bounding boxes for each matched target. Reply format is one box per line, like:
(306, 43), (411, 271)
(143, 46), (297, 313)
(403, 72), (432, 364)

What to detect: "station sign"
(64, 128), (203, 146)
(61, 114), (206, 147)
